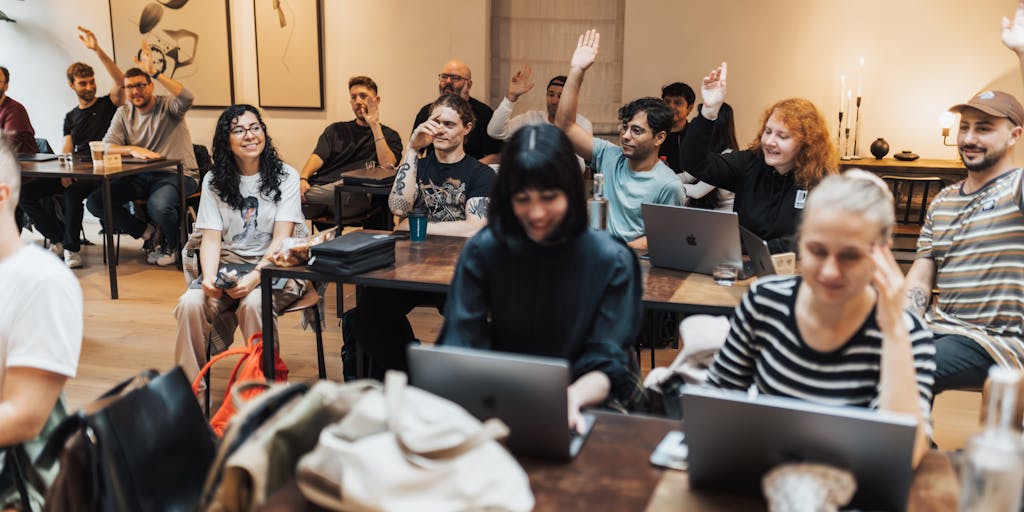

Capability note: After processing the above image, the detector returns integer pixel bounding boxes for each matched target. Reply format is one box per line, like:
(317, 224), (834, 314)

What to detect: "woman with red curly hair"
(681, 63), (838, 253)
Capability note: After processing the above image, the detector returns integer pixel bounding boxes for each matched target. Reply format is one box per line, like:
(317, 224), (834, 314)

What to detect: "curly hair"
(429, 94), (475, 128)
(208, 104), (285, 210)
(749, 98), (838, 189)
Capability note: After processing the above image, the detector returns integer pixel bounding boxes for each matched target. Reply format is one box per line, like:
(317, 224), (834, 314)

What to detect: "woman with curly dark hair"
(173, 104), (305, 384)
(681, 63), (838, 254)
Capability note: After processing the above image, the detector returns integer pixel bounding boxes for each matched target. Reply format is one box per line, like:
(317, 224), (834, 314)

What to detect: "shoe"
(155, 248), (177, 267)
(146, 248), (161, 264)
(48, 241), (63, 257)
(64, 249), (83, 269)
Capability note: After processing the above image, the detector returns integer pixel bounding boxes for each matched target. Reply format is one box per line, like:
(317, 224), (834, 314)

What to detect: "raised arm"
(134, 40), (186, 100)
(680, 62), (743, 190)
(360, 95), (398, 168)
(487, 65), (535, 140)
(1002, 0), (1024, 80)
(78, 26), (125, 105)
(872, 246), (931, 468)
(554, 30), (599, 164)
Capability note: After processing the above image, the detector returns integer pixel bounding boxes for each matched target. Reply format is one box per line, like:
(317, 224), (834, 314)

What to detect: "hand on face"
(870, 243), (907, 333)
(360, 95), (380, 126)
(410, 119), (441, 151)
(570, 29), (600, 71)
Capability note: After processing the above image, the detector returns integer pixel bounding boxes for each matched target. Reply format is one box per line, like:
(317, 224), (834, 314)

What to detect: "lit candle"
(840, 74), (846, 115)
(857, 56), (864, 97)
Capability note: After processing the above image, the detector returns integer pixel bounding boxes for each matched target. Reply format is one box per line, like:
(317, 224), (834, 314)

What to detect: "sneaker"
(64, 249), (83, 269)
(146, 248), (161, 265)
(155, 248), (177, 267)
(48, 241), (63, 257)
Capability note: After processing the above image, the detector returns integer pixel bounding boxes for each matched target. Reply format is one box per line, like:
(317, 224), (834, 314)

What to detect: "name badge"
(103, 153), (123, 169)
(982, 198), (996, 211)
(794, 189), (807, 209)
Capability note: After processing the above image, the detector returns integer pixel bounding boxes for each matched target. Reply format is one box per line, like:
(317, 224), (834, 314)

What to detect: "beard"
(77, 89), (96, 102)
(960, 143), (1007, 172)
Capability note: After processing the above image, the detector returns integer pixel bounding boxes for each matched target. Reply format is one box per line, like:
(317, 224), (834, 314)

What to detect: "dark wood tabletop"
(20, 157), (180, 179)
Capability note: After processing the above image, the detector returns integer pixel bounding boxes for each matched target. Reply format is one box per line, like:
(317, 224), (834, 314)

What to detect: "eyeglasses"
(230, 124), (264, 138)
(125, 83), (149, 91)
(438, 73), (468, 83)
(619, 123), (650, 137)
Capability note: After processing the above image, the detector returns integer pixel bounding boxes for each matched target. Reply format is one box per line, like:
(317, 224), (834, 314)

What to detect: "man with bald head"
(412, 60), (502, 164)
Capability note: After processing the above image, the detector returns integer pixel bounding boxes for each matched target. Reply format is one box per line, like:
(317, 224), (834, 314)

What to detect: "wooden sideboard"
(839, 158), (966, 185)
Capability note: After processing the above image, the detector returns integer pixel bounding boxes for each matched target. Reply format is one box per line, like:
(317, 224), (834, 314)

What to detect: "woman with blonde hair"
(681, 63), (838, 253)
(706, 170), (935, 467)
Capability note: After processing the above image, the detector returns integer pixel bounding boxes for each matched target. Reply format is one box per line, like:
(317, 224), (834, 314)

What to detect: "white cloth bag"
(296, 372), (535, 512)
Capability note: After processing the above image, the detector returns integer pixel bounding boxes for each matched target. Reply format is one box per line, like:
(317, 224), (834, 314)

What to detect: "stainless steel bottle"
(587, 173), (608, 230)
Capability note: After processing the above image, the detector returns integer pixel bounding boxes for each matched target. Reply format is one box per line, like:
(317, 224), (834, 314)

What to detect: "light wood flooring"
(23, 221), (982, 451)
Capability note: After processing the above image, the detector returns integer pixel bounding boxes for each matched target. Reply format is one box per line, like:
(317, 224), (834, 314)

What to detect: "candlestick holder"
(841, 127), (853, 160)
(837, 111), (844, 153)
(851, 96), (863, 160)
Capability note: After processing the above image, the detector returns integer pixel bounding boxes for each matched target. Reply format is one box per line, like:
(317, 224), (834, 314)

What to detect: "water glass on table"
(712, 262), (739, 286)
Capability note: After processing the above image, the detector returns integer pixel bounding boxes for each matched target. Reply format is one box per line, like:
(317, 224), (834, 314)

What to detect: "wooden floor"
(25, 220), (982, 451)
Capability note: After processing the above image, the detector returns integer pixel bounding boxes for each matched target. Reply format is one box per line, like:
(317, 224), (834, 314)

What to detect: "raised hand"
(1003, 0), (1024, 55)
(570, 29), (600, 71)
(409, 120), (440, 152)
(507, 64), (535, 102)
(362, 95), (381, 126)
(871, 244), (908, 335)
(132, 40), (158, 76)
(700, 62), (728, 118)
(77, 26), (99, 51)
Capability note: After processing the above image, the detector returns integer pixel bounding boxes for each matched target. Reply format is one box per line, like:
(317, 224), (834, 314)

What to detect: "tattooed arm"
(424, 197), (489, 237)
(388, 148), (419, 217)
(903, 258), (935, 317)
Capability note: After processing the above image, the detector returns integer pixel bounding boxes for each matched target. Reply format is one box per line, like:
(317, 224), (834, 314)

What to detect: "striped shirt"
(917, 168), (1024, 368)
(706, 276), (935, 430)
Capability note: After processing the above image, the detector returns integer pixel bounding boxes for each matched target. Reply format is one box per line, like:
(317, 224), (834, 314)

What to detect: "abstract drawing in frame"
(253, 0), (324, 109)
(107, 0), (235, 108)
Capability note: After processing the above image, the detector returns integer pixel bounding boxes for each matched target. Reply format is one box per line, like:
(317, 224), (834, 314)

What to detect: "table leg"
(261, 272), (276, 379)
(101, 179), (118, 299)
(177, 163), (186, 270)
(334, 185), (344, 318)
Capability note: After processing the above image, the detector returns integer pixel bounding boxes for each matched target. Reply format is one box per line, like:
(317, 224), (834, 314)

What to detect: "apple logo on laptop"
(686, 234), (697, 246)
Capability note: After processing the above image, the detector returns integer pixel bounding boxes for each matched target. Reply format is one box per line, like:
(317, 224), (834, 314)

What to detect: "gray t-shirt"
(104, 89), (198, 180)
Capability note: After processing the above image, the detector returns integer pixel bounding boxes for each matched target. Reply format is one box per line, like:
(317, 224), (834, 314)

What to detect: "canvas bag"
(296, 372), (535, 512)
(192, 332), (290, 436)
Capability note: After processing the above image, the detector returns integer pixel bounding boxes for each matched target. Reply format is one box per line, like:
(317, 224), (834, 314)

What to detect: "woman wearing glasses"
(439, 124), (643, 431)
(681, 63), (838, 253)
(173, 104), (305, 384)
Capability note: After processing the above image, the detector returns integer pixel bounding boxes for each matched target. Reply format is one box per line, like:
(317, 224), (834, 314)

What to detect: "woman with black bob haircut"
(439, 123), (643, 430)
(173, 104), (306, 385)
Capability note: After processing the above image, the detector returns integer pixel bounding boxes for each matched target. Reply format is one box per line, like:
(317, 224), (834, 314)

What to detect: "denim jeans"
(932, 333), (995, 395)
(19, 179), (98, 251)
(85, 172), (198, 249)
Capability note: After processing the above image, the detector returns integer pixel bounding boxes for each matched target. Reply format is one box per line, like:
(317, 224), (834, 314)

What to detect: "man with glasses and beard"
(904, 1), (1024, 394)
(85, 41), (199, 266)
(19, 26), (124, 268)
(412, 60), (502, 165)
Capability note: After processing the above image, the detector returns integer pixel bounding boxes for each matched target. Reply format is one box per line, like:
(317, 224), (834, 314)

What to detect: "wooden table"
(259, 233), (748, 379)
(258, 410), (959, 511)
(20, 157), (185, 299)
(839, 157), (966, 186)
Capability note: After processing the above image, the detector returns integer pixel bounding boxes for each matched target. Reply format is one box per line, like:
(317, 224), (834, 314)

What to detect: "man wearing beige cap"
(904, 88), (1024, 394)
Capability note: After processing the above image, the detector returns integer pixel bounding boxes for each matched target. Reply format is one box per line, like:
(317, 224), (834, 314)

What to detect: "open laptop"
(120, 155), (167, 164)
(16, 153), (58, 162)
(738, 226), (776, 278)
(407, 344), (595, 460)
(681, 386), (917, 511)
(341, 165), (396, 187)
(641, 203), (742, 275)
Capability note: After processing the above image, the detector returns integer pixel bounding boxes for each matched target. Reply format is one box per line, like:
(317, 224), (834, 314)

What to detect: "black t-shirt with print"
(63, 95), (118, 154)
(414, 152), (495, 222)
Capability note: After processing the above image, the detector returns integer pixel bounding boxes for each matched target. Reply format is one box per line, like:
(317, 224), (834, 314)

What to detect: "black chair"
(34, 138), (54, 154)
(881, 175), (945, 267)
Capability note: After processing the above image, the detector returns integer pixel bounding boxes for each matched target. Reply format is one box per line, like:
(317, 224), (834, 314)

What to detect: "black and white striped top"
(706, 275), (936, 427)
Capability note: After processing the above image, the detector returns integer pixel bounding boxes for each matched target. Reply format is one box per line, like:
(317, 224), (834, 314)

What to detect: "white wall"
(623, 0), (1024, 160)
(0, 0), (489, 166)
(4, 0), (1022, 164)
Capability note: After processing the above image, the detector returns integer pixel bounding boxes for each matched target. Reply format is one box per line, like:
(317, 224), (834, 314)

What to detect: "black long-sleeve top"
(438, 227), (643, 402)
(680, 114), (807, 253)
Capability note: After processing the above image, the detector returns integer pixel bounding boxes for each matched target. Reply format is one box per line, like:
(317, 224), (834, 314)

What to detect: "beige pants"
(173, 288), (272, 384)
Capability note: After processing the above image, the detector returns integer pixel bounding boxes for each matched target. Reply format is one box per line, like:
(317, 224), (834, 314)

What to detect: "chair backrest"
(881, 176), (945, 225)
(35, 138), (54, 154)
(193, 144), (213, 180)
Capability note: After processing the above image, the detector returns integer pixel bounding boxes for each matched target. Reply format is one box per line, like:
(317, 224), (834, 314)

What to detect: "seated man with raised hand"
(0, 140), (82, 459)
(487, 67), (593, 140)
(344, 94), (495, 380)
(298, 76), (403, 221)
(554, 30), (684, 250)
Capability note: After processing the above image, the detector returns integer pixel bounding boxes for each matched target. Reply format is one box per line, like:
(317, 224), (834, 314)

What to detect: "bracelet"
(374, 137), (385, 142)
(299, 177), (309, 182)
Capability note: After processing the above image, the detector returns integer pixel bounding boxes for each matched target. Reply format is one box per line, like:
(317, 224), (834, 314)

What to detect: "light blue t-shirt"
(591, 138), (684, 241)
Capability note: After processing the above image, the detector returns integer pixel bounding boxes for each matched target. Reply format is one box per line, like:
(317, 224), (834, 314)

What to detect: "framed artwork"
(107, 0), (235, 108)
(253, 0), (324, 109)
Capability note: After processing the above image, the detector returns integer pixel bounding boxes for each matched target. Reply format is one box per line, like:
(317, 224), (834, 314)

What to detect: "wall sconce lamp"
(940, 111), (956, 146)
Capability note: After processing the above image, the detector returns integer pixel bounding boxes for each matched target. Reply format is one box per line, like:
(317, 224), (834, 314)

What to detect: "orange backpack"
(191, 332), (289, 436)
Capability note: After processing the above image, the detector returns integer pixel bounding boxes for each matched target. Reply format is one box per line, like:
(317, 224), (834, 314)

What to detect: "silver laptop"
(738, 226), (776, 278)
(641, 203), (742, 275)
(407, 344), (595, 460)
(681, 386), (917, 511)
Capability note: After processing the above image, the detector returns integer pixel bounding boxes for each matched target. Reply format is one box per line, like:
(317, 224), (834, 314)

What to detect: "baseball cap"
(547, 75), (567, 89)
(949, 90), (1024, 127)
